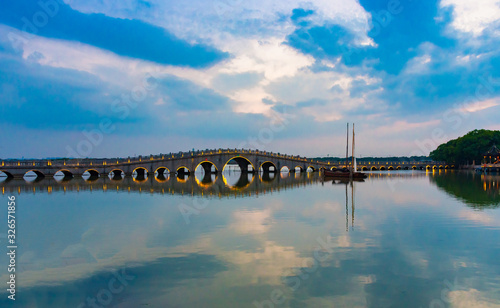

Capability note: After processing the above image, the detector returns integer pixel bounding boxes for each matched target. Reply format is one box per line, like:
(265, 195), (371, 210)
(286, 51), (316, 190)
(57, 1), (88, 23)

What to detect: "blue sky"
(1, 0), (499, 158)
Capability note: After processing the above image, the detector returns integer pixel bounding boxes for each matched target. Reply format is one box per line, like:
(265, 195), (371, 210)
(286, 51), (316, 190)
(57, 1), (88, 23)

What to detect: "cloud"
(211, 72), (264, 93)
(0, 45), (129, 130)
(0, 0), (228, 67)
(64, 0), (371, 43)
(286, 0), (455, 74)
(1, 0), (500, 158)
(440, 0), (500, 37)
(156, 74), (231, 111)
(458, 98), (499, 113)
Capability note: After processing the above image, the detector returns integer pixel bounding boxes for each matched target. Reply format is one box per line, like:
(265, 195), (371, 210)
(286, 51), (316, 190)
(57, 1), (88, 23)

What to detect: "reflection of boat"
(323, 123), (367, 180)
(324, 176), (365, 184)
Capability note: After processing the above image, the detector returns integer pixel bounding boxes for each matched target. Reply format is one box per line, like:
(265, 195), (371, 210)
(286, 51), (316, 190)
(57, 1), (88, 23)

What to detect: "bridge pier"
(239, 164), (255, 174)
(201, 163), (218, 175)
(260, 172), (276, 182)
(262, 165), (275, 173)
(200, 171), (215, 184)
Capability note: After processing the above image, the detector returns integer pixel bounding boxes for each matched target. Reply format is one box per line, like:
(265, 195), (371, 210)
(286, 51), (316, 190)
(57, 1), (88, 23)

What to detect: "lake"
(1, 170), (499, 308)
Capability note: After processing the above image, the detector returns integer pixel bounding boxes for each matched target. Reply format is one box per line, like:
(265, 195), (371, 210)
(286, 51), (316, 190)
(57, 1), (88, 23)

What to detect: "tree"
(430, 129), (500, 164)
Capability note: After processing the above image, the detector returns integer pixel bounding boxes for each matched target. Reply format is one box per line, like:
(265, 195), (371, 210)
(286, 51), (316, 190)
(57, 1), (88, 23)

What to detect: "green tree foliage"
(430, 129), (500, 164)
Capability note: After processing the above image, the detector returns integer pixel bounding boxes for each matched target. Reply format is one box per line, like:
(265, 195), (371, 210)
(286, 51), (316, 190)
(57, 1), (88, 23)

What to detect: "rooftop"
(485, 145), (500, 155)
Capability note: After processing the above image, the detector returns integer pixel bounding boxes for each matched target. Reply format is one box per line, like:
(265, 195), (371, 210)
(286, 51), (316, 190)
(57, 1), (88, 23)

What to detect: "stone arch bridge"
(1, 149), (326, 179)
(0, 148), (449, 179)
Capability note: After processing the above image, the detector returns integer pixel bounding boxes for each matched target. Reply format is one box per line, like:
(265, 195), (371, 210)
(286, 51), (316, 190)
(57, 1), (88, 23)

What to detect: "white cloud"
(458, 98), (499, 113)
(218, 38), (313, 82)
(440, 0), (500, 36)
(64, 0), (372, 45)
(6, 0), (384, 123)
(58, 0), (377, 117)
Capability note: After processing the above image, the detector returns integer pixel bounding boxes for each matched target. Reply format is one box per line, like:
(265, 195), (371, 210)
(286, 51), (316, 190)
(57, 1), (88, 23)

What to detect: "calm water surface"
(1, 170), (499, 308)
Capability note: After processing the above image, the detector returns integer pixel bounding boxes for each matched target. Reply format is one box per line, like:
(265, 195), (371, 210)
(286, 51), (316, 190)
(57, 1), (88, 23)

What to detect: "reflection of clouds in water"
(455, 210), (500, 228)
(301, 200), (342, 218)
(230, 209), (273, 235)
(368, 179), (441, 207)
(3, 172), (500, 306)
(450, 289), (500, 308)
(2, 246), (183, 288)
(221, 240), (308, 285)
(162, 235), (309, 285)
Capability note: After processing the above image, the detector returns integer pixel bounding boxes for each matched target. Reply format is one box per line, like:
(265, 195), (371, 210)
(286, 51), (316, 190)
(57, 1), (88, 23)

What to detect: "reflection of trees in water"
(429, 172), (500, 209)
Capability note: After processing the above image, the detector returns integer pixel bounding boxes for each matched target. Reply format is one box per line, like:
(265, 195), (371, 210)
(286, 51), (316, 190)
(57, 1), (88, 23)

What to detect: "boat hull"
(322, 169), (367, 179)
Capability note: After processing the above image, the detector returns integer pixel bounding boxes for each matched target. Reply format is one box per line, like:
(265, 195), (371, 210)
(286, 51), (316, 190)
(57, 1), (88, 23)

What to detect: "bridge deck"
(0, 148), (449, 178)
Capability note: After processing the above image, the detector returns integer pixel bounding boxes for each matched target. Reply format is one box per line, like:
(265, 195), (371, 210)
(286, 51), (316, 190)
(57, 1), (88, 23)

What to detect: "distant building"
(484, 145), (500, 164)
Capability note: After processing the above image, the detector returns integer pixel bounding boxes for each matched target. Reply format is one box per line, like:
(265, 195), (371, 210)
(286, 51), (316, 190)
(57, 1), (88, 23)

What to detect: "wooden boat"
(323, 123), (367, 180)
(322, 168), (367, 179)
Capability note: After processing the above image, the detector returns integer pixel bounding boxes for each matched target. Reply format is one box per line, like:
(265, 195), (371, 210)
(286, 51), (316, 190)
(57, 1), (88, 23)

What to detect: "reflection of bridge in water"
(0, 171), (322, 198)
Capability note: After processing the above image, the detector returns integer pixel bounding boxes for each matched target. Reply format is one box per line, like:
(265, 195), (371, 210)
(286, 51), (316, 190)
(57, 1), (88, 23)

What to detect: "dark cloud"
(0, 0), (228, 67)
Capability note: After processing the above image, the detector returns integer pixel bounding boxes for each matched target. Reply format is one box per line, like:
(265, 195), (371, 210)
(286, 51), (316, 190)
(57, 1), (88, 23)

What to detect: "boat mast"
(345, 123), (349, 171)
(351, 123), (355, 177)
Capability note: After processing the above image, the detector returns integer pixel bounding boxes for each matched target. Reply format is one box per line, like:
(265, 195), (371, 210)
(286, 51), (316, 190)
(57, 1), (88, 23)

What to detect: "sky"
(0, 0), (499, 159)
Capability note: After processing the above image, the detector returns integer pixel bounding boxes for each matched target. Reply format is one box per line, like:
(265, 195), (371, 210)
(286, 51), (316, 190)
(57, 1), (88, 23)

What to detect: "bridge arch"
(223, 156), (255, 173)
(0, 171), (14, 179)
(379, 166), (386, 171)
(223, 172), (254, 190)
(388, 166), (394, 170)
(362, 166), (369, 171)
(155, 174), (170, 183)
(132, 167), (149, 181)
(176, 166), (191, 174)
(260, 161), (277, 173)
(426, 165), (431, 170)
(371, 166), (378, 171)
(195, 173), (218, 188)
(295, 166), (305, 172)
(176, 175), (189, 183)
(280, 166), (290, 172)
(83, 169), (100, 180)
(109, 169), (125, 179)
(439, 165), (444, 169)
(55, 169), (73, 177)
(154, 166), (170, 178)
(194, 162), (218, 186)
(54, 169), (74, 181)
(195, 160), (218, 174)
(24, 170), (45, 179)
(307, 166), (316, 172)
(396, 166), (402, 170)
(330, 166), (337, 171)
